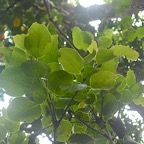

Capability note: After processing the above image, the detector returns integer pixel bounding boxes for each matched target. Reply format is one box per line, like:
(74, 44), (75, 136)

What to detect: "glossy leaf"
(0, 125), (7, 142)
(24, 22), (51, 58)
(90, 71), (119, 90)
(57, 119), (72, 142)
(58, 48), (83, 74)
(126, 69), (136, 87)
(72, 26), (93, 50)
(0, 66), (33, 96)
(111, 45), (139, 61)
(48, 70), (73, 95)
(7, 97), (41, 122)
(96, 49), (116, 64)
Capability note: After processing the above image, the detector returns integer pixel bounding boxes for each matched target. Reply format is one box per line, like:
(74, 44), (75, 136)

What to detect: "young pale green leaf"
(57, 119), (72, 142)
(100, 58), (119, 73)
(0, 66), (33, 96)
(69, 133), (94, 144)
(129, 83), (143, 99)
(87, 40), (98, 53)
(119, 89), (133, 104)
(48, 70), (73, 95)
(21, 60), (50, 78)
(72, 26), (93, 50)
(111, 45), (139, 61)
(90, 71), (119, 90)
(58, 48), (83, 74)
(126, 69), (136, 87)
(39, 34), (59, 63)
(136, 27), (144, 39)
(24, 22), (51, 58)
(98, 36), (112, 49)
(0, 125), (7, 142)
(96, 49), (116, 65)
(7, 97), (41, 122)
(13, 34), (26, 50)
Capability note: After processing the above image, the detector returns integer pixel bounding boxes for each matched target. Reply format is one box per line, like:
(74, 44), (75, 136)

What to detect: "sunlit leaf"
(58, 48), (83, 74)
(98, 36), (112, 49)
(72, 26), (93, 50)
(111, 45), (139, 61)
(24, 22), (51, 58)
(7, 97), (41, 122)
(90, 71), (119, 90)
(126, 69), (136, 87)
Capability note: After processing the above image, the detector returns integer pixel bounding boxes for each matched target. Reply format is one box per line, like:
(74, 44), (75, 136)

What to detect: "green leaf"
(25, 82), (47, 104)
(4, 118), (19, 133)
(102, 93), (118, 118)
(0, 47), (26, 66)
(90, 71), (119, 90)
(9, 132), (27, 144)
(0, 125), (7, 142)
(73, 123), (87, 133)
(58, 48), (83, 74)
(39, 34), (59, 63)
(87, 40), (98, 53)
(24, 22), (51, 58)
(98, 36), (112, 49)
(100, 58), (119, 73)
(0, 66), (33, 96)
(13, 34), (26, 50)
(119, 89), (133, 104)
(129, 83), (143, 99)
(57, 119), (72, 142)
(111, 45), (139, 61)
(127, 29), (136, 42)
(7, 97), (41, 122)
(69, 133), (94, 144)
(136, 27), (144, 39)
(48, 70), (73, 95)
(21, 60), (50, 78)
(133, 95), (144, 107)
(96, 49), (116, 65)
(72, 26), (93, 50)
(126, 69), (136, 87)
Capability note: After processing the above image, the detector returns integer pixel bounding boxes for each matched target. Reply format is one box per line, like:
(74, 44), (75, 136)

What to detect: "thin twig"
(43, 0), (76, 49)
(70, 109), (109, 139)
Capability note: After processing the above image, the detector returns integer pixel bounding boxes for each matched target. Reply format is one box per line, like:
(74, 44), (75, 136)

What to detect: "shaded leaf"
(98, 36), (112, 49)
(0, 125), (7, 142)
(126, 69), (136, 87)
(57, 119), (72, 142)
(48, 70), (73, 95)
(0, 66), (33, 96)
(7, 97), (41, 122)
